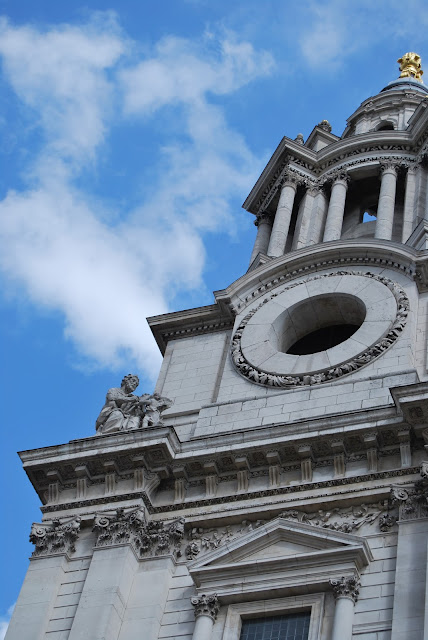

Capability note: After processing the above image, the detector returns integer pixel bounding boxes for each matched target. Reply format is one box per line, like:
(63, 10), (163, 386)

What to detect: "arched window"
(376, 121), (395, 131)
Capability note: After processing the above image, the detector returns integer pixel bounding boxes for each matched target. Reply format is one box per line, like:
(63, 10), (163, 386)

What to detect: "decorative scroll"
(231, 271), (409, 388)
(330, 576), (360, 603)
(191, 593), (220, 621)
(93, 507), (184, 559)
(30, 516), (81, 557)
(389, 464), (428, 521)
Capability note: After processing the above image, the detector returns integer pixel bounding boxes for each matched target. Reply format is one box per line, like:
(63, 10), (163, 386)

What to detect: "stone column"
(329, 576), (360, 640)
(402, 162), (417, 243)
(307, 185), (328, 245)
(292, 183), (319, 250)
(375, 162), (398, 240)
(249, 211), (273, 265)
(6, 517), (81, 640)
(267, 174), (299, 257)
(191, 593), (219, 640)
(323, 172), (349, 242)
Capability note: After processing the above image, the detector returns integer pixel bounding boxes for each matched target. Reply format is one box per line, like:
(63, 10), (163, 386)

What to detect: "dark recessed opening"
(287, 323), (361, 355)
(377, 122), (394, 131)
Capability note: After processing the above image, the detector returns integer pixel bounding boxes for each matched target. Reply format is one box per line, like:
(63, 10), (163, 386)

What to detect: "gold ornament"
(397, 52), (423, 82)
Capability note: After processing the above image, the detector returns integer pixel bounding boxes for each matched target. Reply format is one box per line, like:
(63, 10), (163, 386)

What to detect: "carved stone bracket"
(330, 576), (360, 603)
(93, 507), (185, 559)
(191, 593), (220, 621)
(30, 516), (81, 557)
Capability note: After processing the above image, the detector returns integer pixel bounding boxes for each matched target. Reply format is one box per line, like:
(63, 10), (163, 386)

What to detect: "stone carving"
(187, 520), (264, 559)
(95, 374), (172, 434)
(329, 576), (360, 603)
(389, 464), (428, 520)
(186, 541), (200, 560)
(191, 593), (220, 621)
(93, 507), (184, 559)
(30, 516), (81, 557)
(278, 503), (384, 533)
(254, 211), (273, 227)
(93, 507), (146, 546)
(141, 393), (173, 428)
(318, 119), (332, 133)
(184, 504), (387, 561)
(231, 271), (409, 388)
(134, 517), (185, 558)
(378, 513), (396, 531)
(235, 256), (414, 312)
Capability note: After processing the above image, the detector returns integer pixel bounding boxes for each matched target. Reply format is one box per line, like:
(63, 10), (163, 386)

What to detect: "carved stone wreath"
(231, 270), (409, 388)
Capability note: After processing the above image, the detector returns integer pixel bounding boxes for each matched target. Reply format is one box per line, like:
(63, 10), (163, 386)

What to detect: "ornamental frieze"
(185, 502), (390, 561)
(30, 516), (81, 557)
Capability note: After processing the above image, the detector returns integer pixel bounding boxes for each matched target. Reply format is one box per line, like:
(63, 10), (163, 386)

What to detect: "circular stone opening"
(276, 293), (366, 356)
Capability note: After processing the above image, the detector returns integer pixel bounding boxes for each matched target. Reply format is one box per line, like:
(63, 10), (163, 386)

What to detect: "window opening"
(376, 122), (394, 131)
(287, 323), (360, 355)
(240, 612), (310, 640)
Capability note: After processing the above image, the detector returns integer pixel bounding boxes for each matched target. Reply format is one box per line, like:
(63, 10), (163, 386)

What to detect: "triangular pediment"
(189, 517), (371, 570)
(188, 518), (373, 599)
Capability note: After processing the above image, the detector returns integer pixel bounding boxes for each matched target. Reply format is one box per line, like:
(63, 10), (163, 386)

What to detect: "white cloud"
(299, 0), (428, 69)
(121, 34), (273, 113)
(0, 15), (124, 164)
(0, 17), (273, 380)
(0, 602), (15, 640)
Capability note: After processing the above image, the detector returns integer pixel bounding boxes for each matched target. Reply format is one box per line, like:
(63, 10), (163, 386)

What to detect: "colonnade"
(250, 160), (417, 265)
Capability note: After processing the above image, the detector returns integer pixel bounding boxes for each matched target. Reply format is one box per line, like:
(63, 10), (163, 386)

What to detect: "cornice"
(214, 239), (418, 314)
(147, 303), (234, 355)
(243, 105), (428, 215)
(40, 467), (420, 515)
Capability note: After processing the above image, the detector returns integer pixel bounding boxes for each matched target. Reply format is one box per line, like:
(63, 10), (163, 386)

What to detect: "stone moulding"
(30, 515), (81, 557)
(41, 467), (421, 514)
(231, 271), (409, 388)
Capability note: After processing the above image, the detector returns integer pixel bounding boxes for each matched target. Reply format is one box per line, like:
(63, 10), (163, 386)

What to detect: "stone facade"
(6, 58), (428, 640)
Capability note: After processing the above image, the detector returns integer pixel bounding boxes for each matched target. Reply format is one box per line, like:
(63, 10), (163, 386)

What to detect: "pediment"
(188, 518), (373, 599)
(189, 517), (372, 570)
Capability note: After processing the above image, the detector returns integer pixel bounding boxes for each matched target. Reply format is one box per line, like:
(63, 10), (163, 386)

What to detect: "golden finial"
(397, 52), (423, 82)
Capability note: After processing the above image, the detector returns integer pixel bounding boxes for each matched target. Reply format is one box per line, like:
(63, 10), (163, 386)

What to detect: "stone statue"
(95, 374), (143, 434)
(95, 375), (173, 434)
(141, 392), (173, 427)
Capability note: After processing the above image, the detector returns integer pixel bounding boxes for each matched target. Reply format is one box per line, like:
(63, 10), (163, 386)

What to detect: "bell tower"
(6, 55), (428, 640)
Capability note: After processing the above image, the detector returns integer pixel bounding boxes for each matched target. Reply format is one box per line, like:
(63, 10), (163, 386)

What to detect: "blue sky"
(1, 0), (427, 633)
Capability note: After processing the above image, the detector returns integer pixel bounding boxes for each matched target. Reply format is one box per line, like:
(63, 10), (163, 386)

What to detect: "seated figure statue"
(95, 374), (143, 434)
(95, 375), (173, 434)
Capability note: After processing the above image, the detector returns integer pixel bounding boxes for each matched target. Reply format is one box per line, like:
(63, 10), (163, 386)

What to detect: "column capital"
(329, 170), (350, 187)
(191, 593), (220, 621)
(379, 161), (399, 175)
(93, 509), (185, 559)
(402, 159), (419, 174)
(30, 516), (81, 558)
(329, 575), (360, 603)
(254, 210), (273, 227)
(305, 180), (322, 196)
(279, 170), (300, 190)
